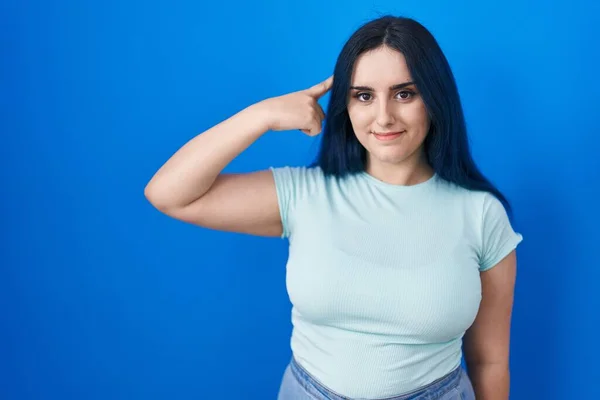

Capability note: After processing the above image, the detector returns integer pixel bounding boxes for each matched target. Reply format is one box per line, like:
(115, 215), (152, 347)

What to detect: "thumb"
(305, 75), (333, 98)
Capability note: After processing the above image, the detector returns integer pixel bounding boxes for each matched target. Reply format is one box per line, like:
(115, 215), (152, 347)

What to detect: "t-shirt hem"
(479, 233), (523, 271)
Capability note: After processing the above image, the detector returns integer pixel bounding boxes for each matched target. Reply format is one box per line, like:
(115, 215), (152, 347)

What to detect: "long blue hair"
(312, 15), (512, 216)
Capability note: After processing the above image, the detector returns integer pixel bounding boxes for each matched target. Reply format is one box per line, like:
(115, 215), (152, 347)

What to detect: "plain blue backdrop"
(2, 0), (599, 399)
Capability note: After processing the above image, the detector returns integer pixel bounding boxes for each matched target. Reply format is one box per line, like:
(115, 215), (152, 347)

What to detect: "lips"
(372, 131), (405, 141)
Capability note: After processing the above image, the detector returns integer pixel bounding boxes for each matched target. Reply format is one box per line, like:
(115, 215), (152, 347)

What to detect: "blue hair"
(312, 15), (513, 216)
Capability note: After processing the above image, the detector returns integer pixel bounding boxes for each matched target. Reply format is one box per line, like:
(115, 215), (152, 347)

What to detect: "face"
(347, 45), (430, 172)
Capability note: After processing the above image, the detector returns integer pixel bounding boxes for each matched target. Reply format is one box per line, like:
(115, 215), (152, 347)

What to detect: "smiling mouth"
(372, 131), (406, 141)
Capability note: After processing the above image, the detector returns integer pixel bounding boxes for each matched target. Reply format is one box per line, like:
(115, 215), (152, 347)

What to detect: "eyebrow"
(349, 81), (415, 91)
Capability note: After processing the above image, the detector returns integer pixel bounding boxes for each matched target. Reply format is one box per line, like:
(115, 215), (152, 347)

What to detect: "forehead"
(351, 46), (412, 85)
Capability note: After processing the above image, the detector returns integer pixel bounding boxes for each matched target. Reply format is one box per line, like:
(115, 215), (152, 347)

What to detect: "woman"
(145, 15), (523, 400)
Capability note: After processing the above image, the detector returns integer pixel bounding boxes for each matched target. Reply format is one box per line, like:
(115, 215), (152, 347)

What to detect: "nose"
(375, 99), (395, 127)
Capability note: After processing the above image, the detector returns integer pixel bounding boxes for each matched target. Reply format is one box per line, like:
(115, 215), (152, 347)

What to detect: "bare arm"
(144, 105), (283, 236)
(463, 250), (517, 400)
(144, 77), (332, 236)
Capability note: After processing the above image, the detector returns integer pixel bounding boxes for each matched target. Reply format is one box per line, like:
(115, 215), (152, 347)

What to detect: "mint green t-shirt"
(270, 166), (523, 399)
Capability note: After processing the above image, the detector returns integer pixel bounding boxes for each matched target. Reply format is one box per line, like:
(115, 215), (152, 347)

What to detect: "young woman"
(145, 15), (523, 400)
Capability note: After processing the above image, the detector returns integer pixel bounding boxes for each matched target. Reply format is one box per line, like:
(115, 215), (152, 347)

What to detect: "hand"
(257, 76), (333, 136)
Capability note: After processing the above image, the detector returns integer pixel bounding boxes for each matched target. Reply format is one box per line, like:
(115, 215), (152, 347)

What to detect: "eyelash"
(353, 90), (416, 102)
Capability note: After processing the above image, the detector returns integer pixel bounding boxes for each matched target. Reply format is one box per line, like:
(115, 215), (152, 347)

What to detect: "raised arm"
(144, 77), (333, 236)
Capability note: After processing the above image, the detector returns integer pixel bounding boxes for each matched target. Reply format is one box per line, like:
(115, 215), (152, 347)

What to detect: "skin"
(145, 45), (516, 400)
(143, 77), (331, 236)
(347, 45), (434, 186)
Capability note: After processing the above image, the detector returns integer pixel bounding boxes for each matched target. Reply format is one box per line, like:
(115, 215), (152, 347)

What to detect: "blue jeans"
(277, 357), (476, 400)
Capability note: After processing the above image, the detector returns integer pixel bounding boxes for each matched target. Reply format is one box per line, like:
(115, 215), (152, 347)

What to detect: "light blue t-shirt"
(270, 166), (523, 399)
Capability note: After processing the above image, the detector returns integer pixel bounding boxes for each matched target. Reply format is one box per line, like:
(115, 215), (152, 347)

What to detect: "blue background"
(2, 1), (599, 399)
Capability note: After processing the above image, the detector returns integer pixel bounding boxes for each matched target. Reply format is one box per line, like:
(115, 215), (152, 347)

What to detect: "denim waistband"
(289, 356), (462, 400)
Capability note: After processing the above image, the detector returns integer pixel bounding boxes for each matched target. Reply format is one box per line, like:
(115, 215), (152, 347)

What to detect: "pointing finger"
(306, 75), (334, 98)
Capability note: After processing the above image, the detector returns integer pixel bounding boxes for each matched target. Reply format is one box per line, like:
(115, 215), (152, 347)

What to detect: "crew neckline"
(359, 171), (438, 190)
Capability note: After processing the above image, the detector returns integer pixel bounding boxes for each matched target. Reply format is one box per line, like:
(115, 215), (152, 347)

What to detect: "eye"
(396, 90), (416, 100)
(354, 92), (372, 102)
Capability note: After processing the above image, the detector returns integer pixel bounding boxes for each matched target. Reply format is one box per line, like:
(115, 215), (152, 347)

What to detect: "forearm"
(466, 363), (510, 400)
(144, 103), (269, 210)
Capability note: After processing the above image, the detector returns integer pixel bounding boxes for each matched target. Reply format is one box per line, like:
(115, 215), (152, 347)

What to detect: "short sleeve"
(269, 166), (313, 239)
(478, 193), (524, 271)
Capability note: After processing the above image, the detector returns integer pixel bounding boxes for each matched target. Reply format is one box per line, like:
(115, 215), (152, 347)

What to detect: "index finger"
(306, 75), (334, 98)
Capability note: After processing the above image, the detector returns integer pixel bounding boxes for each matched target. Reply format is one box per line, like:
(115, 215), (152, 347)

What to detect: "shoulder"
(268, 166), (330, 238)
(269, 165), (327, 194)
(270, 165), (325, 180)
(434, 178), (501, 210)
(434, 181), (522, 271)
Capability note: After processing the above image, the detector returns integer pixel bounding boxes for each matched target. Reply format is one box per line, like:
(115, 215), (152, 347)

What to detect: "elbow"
(144, 182), (171, 212)
(144, 181), (194, 216)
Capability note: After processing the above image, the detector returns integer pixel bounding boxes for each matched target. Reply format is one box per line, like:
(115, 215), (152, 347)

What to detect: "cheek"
(347, 106), (372, 131)
(402, 102), (429, 131)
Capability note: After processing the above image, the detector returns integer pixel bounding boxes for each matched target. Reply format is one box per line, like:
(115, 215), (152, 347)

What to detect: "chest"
(285, 206), (483, 342)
